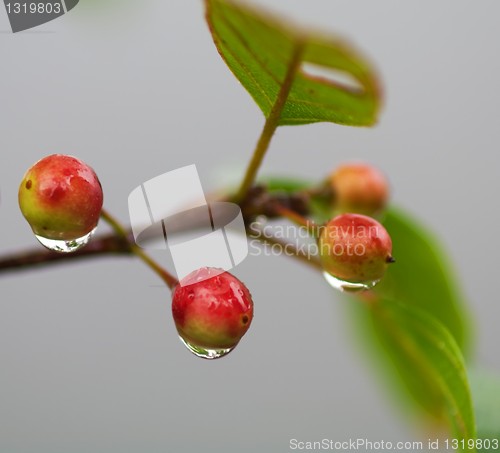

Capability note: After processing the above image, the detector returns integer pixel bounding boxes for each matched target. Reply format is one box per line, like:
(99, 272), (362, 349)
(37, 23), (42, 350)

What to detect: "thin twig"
(0, 189), (323, 278)
(272, 204), (319, 237)
(234, 42), (305, 204)
(100, 209), (178, 290)
(249, 226), (322, 271)
(0, 233), (130, 273)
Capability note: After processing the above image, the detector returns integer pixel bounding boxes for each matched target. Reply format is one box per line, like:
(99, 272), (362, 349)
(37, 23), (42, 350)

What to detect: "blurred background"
(1, 1), (499, 451)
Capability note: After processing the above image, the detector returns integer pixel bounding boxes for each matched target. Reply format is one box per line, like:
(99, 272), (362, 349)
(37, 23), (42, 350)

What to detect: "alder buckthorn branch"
(270, 203), (320, 238)
(3, 152), (396, 364)
(0, 233), (131, 272)
(0, 185), (321, 276)
(237, 185), (310, 221)
(3, 161), (394, 297)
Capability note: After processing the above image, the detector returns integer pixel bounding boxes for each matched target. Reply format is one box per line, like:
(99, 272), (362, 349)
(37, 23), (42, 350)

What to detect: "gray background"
(1, 1), (499, 452)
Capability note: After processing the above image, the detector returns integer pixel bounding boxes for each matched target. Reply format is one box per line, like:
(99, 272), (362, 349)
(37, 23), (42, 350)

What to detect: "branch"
(0, 233), (131, 274)
(0, 186), (322, 277)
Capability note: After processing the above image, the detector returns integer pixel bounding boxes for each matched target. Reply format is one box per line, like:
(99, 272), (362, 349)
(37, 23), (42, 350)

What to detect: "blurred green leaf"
(345, 207), (473, 431)
(260, 187), (471, 351)
(302, 195), (471, 352)
(375, 208), (471, 353)
(205, 0), (381, 126)
(371, 299), (476, 445)
(262, 177), (310, 193)
(256, 179), (475, 438)
(257, 184), (470, 352)
(309, 198), (334, 224)
(469, 370), (500, 448)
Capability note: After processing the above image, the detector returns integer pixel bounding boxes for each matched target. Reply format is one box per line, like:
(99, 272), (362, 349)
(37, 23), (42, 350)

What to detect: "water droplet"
(178, 336), (233, 360)
(322, 271), (379, 293)
(35, 228), (96, 253)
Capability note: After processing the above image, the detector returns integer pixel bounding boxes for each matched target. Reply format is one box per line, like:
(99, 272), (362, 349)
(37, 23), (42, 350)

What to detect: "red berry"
(319, 213), (393, 285)
(330, 163), (389, 215)
(172, 268), (254, 359)
(18, 154), (103, 246)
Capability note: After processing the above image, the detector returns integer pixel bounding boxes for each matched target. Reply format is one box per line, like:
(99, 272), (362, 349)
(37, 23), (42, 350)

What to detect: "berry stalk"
(272, 204), (319, 237)
(100, 209), (178, 290)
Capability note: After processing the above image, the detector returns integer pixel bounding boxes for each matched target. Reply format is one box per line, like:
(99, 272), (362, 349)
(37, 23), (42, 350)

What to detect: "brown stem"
(0, 188), (322, 278)
(272, 204), (319, 237)
(0, 233), (131, 273)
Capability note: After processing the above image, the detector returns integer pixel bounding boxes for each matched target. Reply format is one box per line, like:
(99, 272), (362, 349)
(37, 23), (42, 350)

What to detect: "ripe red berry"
(319, 213), (393, 289)
(330, 163), (389, 216)
(18, 154), (103, 252)
(172, 267), (254, 359)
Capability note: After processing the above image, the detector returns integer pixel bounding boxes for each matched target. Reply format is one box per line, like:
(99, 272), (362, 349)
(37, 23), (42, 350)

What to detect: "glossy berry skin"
(330, 163), (389, 216)
(319, 213), (393, 283)
(172, 268), (254, 351)
(18, 154), (103, 241)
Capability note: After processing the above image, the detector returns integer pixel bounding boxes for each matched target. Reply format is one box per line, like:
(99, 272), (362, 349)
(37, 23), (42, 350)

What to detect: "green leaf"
(370, 299), (476, 444)
(257, 179), (476, 440)
(205, 0), (381, 126)
(255, 187), (470, 351)
(342, 207), (473, 436)
(469, 370), (500, 447)
(261, 177), (310, 194)
(375, 207), (471, 353)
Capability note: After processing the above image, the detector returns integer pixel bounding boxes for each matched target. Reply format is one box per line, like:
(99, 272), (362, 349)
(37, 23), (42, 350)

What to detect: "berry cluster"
(17, 155), (392, 359)
(17, 154), (255, 359)
(320, 163), (393, 291)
